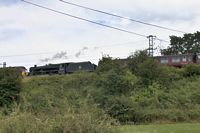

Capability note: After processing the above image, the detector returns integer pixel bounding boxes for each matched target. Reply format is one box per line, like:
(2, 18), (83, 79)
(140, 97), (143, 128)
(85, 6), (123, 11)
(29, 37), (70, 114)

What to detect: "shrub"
(10, 75), (118, 133)
(128, 50), (150, 74)
(183, 64), (200, 77)
(0, 68), (22, 107)
(97, 56), (127, 74)
(96, 70), (136, 95)
(128, 50), (165, 86)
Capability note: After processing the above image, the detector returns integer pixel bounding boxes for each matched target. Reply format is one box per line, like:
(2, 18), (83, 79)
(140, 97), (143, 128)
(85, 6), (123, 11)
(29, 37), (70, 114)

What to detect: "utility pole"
(3, 62), (6, 68)
(147, 35), (156, 57)
(0, 62), (6, 68)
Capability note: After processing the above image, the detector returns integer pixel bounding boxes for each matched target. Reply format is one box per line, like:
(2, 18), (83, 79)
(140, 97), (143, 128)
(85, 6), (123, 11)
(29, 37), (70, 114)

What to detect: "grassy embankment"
(0, 74), (117, 133)
(120, 123), (200, 133)
(0, 73), (200, 133)
(0, 59), (200, 132)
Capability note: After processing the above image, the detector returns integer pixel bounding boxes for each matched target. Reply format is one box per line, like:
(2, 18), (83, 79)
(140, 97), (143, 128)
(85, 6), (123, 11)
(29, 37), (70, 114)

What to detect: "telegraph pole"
(147, 35), (156, 57)
(3, 62), (6, 68)
(0, 62), (6, 68)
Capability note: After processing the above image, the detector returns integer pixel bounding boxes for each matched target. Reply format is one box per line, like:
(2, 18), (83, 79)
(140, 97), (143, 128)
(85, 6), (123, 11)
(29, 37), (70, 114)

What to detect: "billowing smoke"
(93, 47), (99, 50)
(52, 51), (68, 59)
(40, 58), (51, 62)
(75, 47), (88, 58)
(40, 51), (68, 62)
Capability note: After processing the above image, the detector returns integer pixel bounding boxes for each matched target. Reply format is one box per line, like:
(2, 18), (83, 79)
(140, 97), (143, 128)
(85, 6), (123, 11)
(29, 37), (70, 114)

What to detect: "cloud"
(0, 0), (19, 6)
(0, 28), (26, 41)
(129, 10), (200, 23)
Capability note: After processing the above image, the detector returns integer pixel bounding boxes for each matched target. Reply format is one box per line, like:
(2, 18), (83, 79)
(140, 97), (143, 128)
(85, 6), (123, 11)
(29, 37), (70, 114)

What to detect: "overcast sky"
(0, 0), (200, 68)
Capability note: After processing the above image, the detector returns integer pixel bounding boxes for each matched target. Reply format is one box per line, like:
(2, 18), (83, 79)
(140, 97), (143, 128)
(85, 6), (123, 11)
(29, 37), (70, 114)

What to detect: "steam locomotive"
(29, 61), (97, 75)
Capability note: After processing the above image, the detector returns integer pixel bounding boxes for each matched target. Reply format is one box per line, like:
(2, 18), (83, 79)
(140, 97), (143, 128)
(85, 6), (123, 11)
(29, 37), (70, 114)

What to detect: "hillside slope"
(0, 73), (117, 133)
(0, 64), (200, 132)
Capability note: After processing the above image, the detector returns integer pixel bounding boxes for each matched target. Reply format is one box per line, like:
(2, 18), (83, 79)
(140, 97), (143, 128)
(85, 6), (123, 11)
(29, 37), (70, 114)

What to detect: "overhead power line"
(21, 0), (146, 38)
(21, 0), (168, 42)
(59, 0), (187, 34)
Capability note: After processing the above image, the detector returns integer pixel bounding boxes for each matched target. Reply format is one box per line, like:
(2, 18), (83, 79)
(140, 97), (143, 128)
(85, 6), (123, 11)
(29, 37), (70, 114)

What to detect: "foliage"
(120, 123), (200, 133)
(0, 68), (22, 107)
(1, 52), (200, 130)
(128, 50), (168, 86)
(162, 31), (200, 55)
(97, 55), (127, 74)
(128, 50), (150, 74)
(93, 53), (200, 123)
(136, 59), (163, 85)
(96, 70), (137, 95)
(183, 64), (200, 77)
(0, 74), (118, 133)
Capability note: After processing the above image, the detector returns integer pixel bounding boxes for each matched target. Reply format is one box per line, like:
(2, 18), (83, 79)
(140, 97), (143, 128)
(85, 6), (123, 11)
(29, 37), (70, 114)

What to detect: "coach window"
(78, 66), (82, 70)
(182, 56), (187, 62)
(188, 57), (192, 62)
(160, 58), (168, 64)
(172, 57), (180, 63)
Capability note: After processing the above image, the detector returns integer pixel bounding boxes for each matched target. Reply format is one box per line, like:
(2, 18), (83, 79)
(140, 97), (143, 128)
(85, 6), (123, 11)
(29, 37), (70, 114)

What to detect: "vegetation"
(0, 68), (21, 107)
(0, 51), (200, 132)
(120, 123), (200, 133)
(0, 74), (117, 133)
(91, 52), (200, 123)
(162, 31), (200, 55)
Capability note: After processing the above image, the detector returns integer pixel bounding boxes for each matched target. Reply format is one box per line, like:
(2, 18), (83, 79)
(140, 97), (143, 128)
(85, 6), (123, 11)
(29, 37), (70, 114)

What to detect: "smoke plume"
(40, 51), (68, 62)
(75, 47), (88, 58)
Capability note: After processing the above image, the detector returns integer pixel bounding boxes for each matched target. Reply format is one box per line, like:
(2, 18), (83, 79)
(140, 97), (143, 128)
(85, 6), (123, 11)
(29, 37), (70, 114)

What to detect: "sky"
(0, 0), (200, 69)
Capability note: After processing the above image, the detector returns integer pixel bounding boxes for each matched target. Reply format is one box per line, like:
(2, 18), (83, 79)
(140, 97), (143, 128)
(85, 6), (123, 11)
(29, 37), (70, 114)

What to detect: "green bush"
(128, 50), (168, 86)
(0, 68), (22, 107)
(7, 75), (118, 133)
(96, 70), (136, 95)
(128, 50), (150, 74)
(183, 64), (200, 77)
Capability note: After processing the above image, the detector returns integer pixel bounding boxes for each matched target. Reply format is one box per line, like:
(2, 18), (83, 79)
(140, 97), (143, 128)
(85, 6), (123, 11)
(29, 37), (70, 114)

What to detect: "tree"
(127, 50), (150, 74)
(162, 31), (200, 55)
(97, 55), (127, 74)
(128, 50), (166, 85)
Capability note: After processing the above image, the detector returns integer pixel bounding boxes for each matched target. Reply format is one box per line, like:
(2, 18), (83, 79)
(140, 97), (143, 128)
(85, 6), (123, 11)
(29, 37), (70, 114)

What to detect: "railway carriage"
(154, 53), (200, 67)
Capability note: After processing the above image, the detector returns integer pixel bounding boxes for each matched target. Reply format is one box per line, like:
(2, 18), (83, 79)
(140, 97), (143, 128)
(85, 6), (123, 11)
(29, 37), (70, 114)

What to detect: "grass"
(0, 74), (117, 133)
(120, 123), (200, 133)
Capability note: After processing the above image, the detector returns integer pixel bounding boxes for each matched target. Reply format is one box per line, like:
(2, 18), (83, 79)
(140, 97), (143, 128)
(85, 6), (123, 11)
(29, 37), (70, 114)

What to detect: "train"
(154, 53), (200, 67)
(29, 61), (97, 75)
(2, 53), (200, 76)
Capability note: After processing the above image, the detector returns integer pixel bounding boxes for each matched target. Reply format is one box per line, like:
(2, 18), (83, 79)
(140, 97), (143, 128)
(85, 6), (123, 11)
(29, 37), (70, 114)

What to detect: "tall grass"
(0, 73), (118, 133)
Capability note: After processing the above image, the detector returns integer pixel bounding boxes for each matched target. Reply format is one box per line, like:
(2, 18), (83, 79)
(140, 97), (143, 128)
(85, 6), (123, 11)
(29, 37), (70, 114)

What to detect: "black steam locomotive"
(29, 61), (97, 75)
